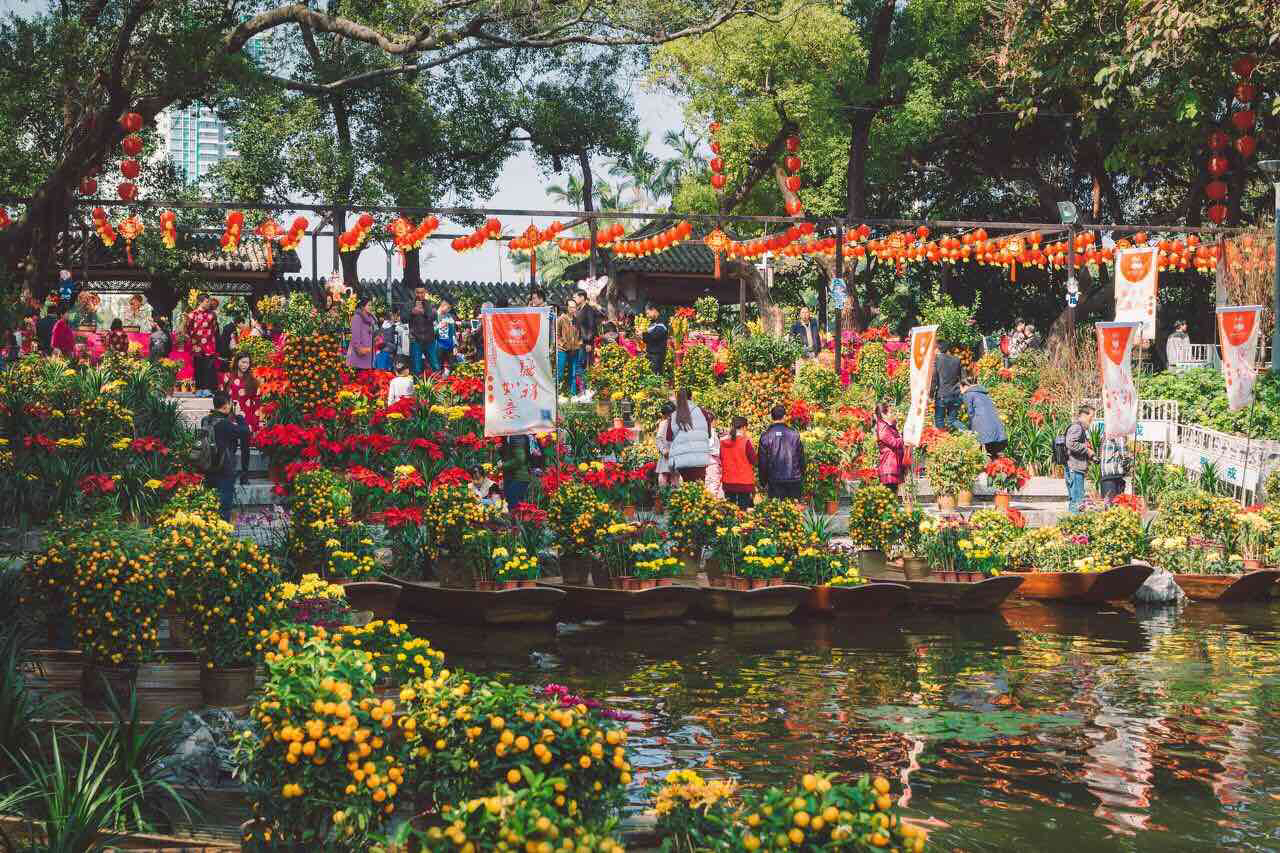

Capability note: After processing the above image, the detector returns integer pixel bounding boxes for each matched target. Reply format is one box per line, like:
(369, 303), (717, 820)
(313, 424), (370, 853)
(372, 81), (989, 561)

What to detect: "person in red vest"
(50, 304), (75, 358)
(720, 416), (757, 509)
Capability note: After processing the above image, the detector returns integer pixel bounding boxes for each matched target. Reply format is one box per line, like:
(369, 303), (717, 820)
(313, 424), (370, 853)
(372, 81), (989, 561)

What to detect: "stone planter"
(200, 665), (256, 708)
(858, 549), (887, 576)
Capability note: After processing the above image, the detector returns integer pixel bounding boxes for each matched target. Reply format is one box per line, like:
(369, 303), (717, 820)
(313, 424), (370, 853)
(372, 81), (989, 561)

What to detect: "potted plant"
(924, 431), (985, 508)
(273, 573), (354, 628)
(921, 515), (966, 582)
(423, 482), (489, 587)
(597, 520), (642, 588)
(1237, 511), (1273, 571)
(893, 506), (932, 580)
(846, 483), (905, 576)
(548, 480), (617, 585)
(706, 522), (752, 587)
(739, 531), (789, 589)
(791, 545), (844, 609)
(631, 527), (681, 588)
(984, 456), (1029, 511)
(666, 483), (735, 577)
(491, 537), (541, 589)
(957, 534), (1003, 581)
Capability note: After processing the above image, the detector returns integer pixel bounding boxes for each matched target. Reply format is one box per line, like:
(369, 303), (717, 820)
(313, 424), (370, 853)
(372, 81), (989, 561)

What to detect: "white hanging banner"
(903, 324), (938, 447)
(1096, 321), (1140, 437)
(483, 307), (556, 437)
(1216, 304), (1264, 411)
(1114, 246), (1159, 341)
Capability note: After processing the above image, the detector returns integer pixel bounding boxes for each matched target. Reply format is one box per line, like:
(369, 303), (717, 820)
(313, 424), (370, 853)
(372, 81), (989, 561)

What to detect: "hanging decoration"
(387, 214), (441, 258)
(782, 133), (803, 216)
(221, 211), (245, 253)
(117, 215), (144, 265)
(451, 218), (503, 253)
(117, 182), (138, 202)
(254, 219), (284, 267)
(508, 221), (565, 279)
(118, 112), (146, 202)
(703, 227), (731, 278)
(707, 121), (726, 191)
(337, 213), (375, 253)
(556, 223), (624, 257)
(79, 177), (97, 196)
(280, 216), (309, 252)
(612, 221), (694, 258)
(1202, 56), (1264, 225)
(159, 210), (177, 249)
(91, 207), (116, 247)
(119, 112), (143, 133)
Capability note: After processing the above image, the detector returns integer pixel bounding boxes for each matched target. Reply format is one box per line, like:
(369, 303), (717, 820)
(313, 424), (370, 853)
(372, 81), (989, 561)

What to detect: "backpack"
(1052, 428), (1070, 467)
(191, 413), (225, 474)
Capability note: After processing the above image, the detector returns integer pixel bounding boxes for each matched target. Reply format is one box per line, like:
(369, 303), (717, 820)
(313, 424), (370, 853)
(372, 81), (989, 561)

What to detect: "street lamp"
(1260, 160), (1280, 374)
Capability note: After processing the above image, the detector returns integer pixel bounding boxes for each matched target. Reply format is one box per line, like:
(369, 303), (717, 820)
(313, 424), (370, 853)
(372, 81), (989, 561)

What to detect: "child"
(375, 314), (396, 371)
(654, 401), (677, 489)
(435, 299), (456, 375)
(106, 318), (130, 355)
(705, 412), (725, 499)
(387, 358), (414, 406)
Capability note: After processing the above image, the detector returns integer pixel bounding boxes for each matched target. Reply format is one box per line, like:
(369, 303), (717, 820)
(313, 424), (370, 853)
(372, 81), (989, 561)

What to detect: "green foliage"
(924, 432), (985, 496)
(673, 344), (716, 397)
(918, 286), (980, 349)
(1138, 369), (1280, 440)
(730, 334), (801, 375)
(794, 360), (842, 408)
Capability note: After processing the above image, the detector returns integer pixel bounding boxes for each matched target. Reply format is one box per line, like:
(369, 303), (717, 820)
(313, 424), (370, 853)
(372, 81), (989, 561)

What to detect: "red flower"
(23, 434), (55, 451)
(347, 465), (391, 491)
(431, 467), (473, 489)
(312, 405), (339, 421)
(384, 506), (425, 528)
(817, 463), (843, 480)
(1028, 410), (1045, 426)
(788, 399), (812, 428)
(596, 427), (631, 448)
(998, 368), (1013, 380)
(78, 474), (116, 496)
(161, 471), (204, 490)
(919, 426), (946, 450)
(1004, 507), (1027, 528)
(1111, 493), (1146, 513)
(852, 467), (878, 483)
(284, 460), (322, 482)
(464, 404), (484, 421)
(539, 465), (577, 496)
(512, 503), (548, 523)
(344, 433), (398, 454)
(407, 438), (444, 460)
(393, 468), (427, 492)
(712, 361), (727, 376)
(130, 436), (169, 455)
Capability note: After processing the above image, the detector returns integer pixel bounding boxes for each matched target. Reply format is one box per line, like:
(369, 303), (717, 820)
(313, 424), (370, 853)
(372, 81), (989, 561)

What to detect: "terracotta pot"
(704, 556), (725, 582)
(82, 664), (138, 710)
(958, 489), (974, 507)
(937, 494), (957, 511)
(1243, 558), (1265, 571)
(474, 580), (499, 591)
(499, 581), (521, 590)
(807, 585), (832, 611)
(201, 665), (256, 708)
(618, 577), (642, 591)
(858, 549), (887, 576)
(938, 570), (956, 582)
(824, 499), (839, 515)
(559, 555), (593, 586)
(994, 492), (1011, 512)
(748, 578), (772, 590)
(901, 556), (931, 580)
(639, 578), (657, 590)
(656, 578), (673, 587)
(962, 571), (982, 583)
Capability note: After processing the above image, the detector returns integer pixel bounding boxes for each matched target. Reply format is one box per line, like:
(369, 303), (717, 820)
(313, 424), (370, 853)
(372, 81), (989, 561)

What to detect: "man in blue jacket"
(758, 404), (806, 500)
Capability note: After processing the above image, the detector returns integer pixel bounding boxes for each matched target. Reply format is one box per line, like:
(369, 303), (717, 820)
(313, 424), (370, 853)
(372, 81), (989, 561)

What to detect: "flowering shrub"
(423, 482), (489, 559)
(548, 481), (617, 559)
(652, 768), (738, 852)
(667, 483), (736, 554)
(63, 521), (166, 666)
(1060, 506), (1143, 568)
(673, 343), (716, 396)
(984, 456), (1029, 494)
(845, 484), (905, 553)
(492, 541), (541, 582)
(790, 545), (846, 585)
(746, 498), (811, 557)
(273, 573), (352, 628)
(924, 431), (986, 497)
(739, 531), (789, 580)
(598, 522), (677, 580)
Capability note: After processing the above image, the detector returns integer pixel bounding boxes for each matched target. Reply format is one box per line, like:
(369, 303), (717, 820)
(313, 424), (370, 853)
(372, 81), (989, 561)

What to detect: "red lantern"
(79, 177), (97, 195)
(1205, 180), (1228, 201)
(1235, 135), (1257, 158)
(1207, 203), (1228, 225)
(120, 158), (140, 179)
(117, 181), (137, 201)
(1231, 110), (1255, 132)
(119, 112), (143, 133)
(1208, 130), (1230, 150)
(710, 157), (724, 173)
(485, 217), (501, 235)
(1235, 82), (1258, 103)
(1208, 155), (1230, 176)
(785, 175), (801, 192)
(710, 173), (727, 190)
(1231, 56), (1257, 78)
(785, 156), (801, 172)
(916, 225), (930, 241)
(121, 134), (143, 156)
(785, 136), (800, 153)
(785, 199), (804, 215)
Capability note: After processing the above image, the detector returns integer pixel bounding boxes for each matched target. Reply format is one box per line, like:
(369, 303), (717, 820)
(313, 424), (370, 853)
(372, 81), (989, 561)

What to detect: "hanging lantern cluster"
(91, 207), (116, 247)
(79, 170), (98, 197)
(117, 111), (144, 202)
(451, 218), (502, 252)
(281, 216), (309, 251)
(338, 213), (376, 253)
(1204, 56), (1261, 225)
(611, 221), (694, 257)
(557, 223), (624, 257)
(220, 211), (245, 253)
(782, 134), (804, 216)
(508, 221), (565, 254)
(117, 215), (144, 264)
(727, 222), (818, 260)
(387, 214), (442, 254)
(159, 210), (177, 249)
(254, 219), (285, 267)
(707, 121), (727, 191)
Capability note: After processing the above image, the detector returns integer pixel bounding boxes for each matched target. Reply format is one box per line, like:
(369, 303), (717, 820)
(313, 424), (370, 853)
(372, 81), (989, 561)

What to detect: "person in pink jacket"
(875, 402), (906, 495)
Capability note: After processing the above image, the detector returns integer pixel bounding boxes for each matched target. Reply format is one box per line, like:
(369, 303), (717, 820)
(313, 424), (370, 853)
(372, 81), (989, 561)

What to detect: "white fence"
(1171, 343), (1272, 371)
(1082, 399), (1180, 461)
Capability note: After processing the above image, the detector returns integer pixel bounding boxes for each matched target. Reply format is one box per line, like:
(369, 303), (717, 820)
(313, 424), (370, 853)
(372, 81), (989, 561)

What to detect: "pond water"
(410, 602), (1280, 852)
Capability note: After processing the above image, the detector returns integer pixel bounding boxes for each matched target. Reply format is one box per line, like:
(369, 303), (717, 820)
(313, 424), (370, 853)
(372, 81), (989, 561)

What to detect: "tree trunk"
(578, 149), (599, 282)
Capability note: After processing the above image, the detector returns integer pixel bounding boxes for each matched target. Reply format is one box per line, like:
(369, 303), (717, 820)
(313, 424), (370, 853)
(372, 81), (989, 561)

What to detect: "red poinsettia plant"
(985, 456), (1029, 494)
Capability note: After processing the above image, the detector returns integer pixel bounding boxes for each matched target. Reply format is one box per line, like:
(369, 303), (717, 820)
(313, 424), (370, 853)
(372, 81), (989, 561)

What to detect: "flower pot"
(433, 555), (473, 588)
(82, 664), (138, 711)
(937, 570), (957, 582)
(994, 492), (1011, 512)
(937, 494), (957, 511)
(1243, 558), (1264, 571)
(962, 571), (982, 583)
(824, 499), (839, 515)
(201, 665), (256, 708)
(622, 505), (637, 519)
(656, 578), (673, 587)
(807, 584), (832, 611)
(704, 556), (725, 582)
(474, 580), (499, 591)
(499, 581), (521, 590)
(901, 556), (931, 580)
(639, 579), (657, 590)
(559, 555), (593, 586)
(748, 578), (772, 590)
(858, 549), (887, 576)
(957, 489), (974, 507)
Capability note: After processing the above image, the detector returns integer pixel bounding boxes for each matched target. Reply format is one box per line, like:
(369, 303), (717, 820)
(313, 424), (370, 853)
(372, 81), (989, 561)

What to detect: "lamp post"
(1260, 160), (1280, 374)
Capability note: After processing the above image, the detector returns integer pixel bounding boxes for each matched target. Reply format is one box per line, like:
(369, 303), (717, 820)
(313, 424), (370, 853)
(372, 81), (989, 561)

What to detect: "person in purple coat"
(875, 402), (906, 495)
(347, 295), (376, 371)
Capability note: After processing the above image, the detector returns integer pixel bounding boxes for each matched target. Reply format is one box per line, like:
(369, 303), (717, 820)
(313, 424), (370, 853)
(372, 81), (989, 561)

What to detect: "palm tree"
(660, 129), (702, 191)
(546, 174), (586, 208)
(608, 132), (671, 211)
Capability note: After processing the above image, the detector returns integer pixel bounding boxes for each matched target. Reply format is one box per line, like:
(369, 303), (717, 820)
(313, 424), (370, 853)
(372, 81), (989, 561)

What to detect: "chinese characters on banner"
(1114, 246), (1158, 341)
(903, 324), (938, 447)
(1216, 305), (1264, 411)
(483, 307), (556, 437)
(1096, 322), (1139, 437)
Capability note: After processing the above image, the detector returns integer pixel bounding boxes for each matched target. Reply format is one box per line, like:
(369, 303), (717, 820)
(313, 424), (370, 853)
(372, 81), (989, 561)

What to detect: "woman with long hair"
(224, 350), (261, 484)
(720, 415), (757, 509)
(875, 401), (906, 495)
(665, 388), (712, 484)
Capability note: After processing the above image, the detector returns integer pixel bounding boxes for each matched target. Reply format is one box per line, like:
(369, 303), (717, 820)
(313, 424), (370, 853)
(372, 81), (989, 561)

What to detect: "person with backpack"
(720, 415), (758, 509)
(148, 316), (173, 363)
(1062, 404), (1096, 513)
(201, 391), (251, 520)
(665, 388), (713, 484)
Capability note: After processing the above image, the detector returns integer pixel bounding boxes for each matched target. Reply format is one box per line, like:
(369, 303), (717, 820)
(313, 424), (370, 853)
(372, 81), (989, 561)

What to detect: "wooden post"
(834, 225), (844, 378)
(739, 271), (746, 325)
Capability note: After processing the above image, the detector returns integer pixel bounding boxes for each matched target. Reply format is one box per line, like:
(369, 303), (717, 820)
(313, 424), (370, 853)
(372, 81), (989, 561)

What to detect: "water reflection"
(407, 602), (1280, 851)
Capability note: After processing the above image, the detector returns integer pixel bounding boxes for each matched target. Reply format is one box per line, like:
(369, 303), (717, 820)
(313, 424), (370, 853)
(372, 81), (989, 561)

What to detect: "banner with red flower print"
(1114, 247), (1158, 341)
(483, 307), (556, 437)
(1216, 305), (1264, 411)
(1096, 321), (1139, 437)
(903, 324), (938, 447)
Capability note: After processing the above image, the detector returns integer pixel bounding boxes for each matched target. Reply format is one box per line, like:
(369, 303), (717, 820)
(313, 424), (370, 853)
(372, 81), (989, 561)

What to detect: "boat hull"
(899, 575), (1024, 612)
(539, 582), (701, 622)
(696, 584), (809, 620)
(825, 582), (911, 614)
(336, 580), (402, 619)
(391, 577), (564, 624)
(1006, 564), (1153, 604)
(1172, 570), (1280, 603)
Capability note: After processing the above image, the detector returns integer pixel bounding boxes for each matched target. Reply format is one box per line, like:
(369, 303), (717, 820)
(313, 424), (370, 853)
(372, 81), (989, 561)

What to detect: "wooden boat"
(1002, 602), (1148, 652)
(1172, 570), (1280, 603)
(538, 581), (701, 622)
(696, 583), (809, 620)
(1005, 564), (1153, 605)
(391, 576), (564, 625)
(336, 580), (402, 619)
(899, 575), (1024, 612)
(800, 583), (910, 615)
(0, 815), (238, 851)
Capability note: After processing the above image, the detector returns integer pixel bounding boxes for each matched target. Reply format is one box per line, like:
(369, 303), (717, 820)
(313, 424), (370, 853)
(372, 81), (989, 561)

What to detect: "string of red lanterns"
(707, 121), (726, 191)
(508, 221), (566, 254)
(388, 215), (442, 254)
(783, 134), (804, 216)
(611, 221), (694, 257)
(557, 222), (624, 257)
(452, 218), (503, 253)
(1205, 56), (1262, 225)
(220, 211), (245, 253)
(118, 111), (144, 202)
(337, 213), (376, 253)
